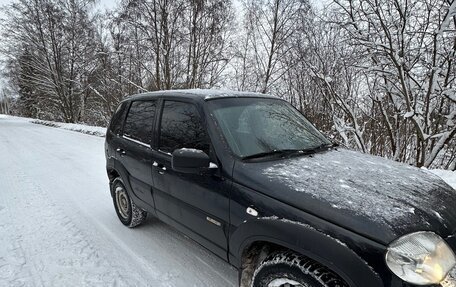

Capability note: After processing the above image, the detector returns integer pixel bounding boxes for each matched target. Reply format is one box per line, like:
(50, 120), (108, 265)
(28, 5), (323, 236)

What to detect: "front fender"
(230, 217), (387, 287)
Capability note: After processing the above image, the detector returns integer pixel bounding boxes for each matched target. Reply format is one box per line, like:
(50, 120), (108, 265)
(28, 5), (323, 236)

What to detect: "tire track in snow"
(0, 168), (149, 286)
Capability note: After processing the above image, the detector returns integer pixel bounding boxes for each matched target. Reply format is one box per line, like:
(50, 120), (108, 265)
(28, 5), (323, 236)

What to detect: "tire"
(111, 178), (147, 228)
(251, 251), (348, 287)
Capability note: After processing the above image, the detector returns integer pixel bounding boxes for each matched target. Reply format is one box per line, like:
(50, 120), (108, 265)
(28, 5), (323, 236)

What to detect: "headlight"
(386, 231), (456, 285)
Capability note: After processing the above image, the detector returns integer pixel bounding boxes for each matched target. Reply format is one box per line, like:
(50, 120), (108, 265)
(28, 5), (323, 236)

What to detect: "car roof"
(124, 89), (279, 102)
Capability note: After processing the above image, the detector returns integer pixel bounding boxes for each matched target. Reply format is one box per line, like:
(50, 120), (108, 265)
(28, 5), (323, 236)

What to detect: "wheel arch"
(106, 160), (132, 198)
(107, 167), (120, 182)
(230, 218), (385, 287)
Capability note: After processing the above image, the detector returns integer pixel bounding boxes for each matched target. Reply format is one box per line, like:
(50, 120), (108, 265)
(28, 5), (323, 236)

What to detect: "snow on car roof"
(127, 89), (278, 101)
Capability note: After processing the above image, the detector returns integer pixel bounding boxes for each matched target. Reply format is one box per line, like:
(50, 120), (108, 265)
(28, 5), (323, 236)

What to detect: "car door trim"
(123, 135), (151, 148)
(206, 216), (222, 226)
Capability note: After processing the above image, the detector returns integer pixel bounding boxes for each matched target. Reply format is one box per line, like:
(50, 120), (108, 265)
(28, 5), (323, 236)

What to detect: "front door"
(151, 100), (230, 259)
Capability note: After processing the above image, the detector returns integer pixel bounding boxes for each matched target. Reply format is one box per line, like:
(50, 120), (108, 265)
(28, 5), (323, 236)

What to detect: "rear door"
(118, 100), (158, 210)
(151, 99), (231, 259)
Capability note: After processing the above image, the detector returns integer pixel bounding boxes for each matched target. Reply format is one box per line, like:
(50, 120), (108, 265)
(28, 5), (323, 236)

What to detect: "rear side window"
(109, 103), (127, 135)
(123, 100), (157, 145)
(159, 101), (209, 154)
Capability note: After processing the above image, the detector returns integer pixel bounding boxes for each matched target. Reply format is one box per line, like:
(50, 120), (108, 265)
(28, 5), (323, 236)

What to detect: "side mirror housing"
(172, 148), (211, 174)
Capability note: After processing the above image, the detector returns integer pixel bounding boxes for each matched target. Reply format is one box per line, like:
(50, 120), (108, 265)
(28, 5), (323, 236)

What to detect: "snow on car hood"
(233, 148), (456, 244)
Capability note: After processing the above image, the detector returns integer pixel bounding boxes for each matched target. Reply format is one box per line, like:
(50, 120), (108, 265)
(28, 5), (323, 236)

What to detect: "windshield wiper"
(301, 142), (337, 153)
(241, 143), (338, 161)
(242, 143), (338, 160)
(241, 149), (302, 160)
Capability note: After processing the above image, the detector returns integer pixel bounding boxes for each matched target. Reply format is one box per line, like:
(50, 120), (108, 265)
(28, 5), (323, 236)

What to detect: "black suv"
(105, 89), (456, 287)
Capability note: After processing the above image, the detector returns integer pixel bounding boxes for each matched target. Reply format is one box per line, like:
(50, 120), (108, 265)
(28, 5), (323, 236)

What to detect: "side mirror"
(172, 148), (212, 174)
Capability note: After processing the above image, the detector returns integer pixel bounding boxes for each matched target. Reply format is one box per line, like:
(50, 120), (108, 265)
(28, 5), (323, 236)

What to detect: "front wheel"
(251, 251), (348, 287)
(111, 178), (147, 228)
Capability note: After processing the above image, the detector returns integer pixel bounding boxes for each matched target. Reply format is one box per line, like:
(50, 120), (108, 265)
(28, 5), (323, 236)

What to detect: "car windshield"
(207, 97), (331, 158)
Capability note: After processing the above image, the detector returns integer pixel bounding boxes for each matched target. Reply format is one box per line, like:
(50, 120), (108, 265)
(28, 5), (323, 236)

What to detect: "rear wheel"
(251, 251), (348, 287)
(112, 178), (147, 228)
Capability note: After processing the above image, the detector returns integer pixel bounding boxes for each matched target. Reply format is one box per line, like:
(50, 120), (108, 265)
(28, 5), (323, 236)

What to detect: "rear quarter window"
(109, 103), (127, 135)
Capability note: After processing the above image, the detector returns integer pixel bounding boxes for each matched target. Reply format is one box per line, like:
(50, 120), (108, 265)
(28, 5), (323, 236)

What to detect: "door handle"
(116, 148), (126, 156)
(153, 161), (167, 174)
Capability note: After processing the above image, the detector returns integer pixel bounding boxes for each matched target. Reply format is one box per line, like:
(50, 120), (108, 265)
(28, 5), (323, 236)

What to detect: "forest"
(0, 0), (455, 169)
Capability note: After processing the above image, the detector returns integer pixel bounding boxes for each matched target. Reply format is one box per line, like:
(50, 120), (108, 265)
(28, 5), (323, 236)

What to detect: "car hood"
(233, 148), (456, 244)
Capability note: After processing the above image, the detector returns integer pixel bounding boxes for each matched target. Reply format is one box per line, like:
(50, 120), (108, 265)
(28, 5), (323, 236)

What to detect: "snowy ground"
(0, 116), (237, 287)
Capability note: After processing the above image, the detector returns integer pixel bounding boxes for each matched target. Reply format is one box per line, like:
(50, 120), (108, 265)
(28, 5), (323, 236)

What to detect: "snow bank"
(0, 114), (33, 122)
(1, 115), (107, 137)
(31, 119), (107, 137)
(428, 169), (456, 190)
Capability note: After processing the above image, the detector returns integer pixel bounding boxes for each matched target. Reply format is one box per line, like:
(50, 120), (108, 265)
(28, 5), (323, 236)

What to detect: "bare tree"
(0, 87), (11, 114)
(332, 0), (456, 167)
(240, 0), (311, 93)
(110, 0), (234, 90)
(1, 0), (98, 123)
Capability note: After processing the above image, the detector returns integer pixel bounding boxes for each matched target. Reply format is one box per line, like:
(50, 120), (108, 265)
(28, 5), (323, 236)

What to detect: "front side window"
(123, 100), (157, 145)
(207, 98), (331, 157)
(159, 101), (209, 154)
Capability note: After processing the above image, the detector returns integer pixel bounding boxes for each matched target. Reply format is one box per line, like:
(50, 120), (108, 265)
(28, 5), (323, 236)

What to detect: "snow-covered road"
(0, 117), (237, 287)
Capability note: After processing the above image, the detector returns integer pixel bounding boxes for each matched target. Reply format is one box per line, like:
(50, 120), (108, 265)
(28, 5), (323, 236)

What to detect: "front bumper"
(441, 268), (456, 287)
